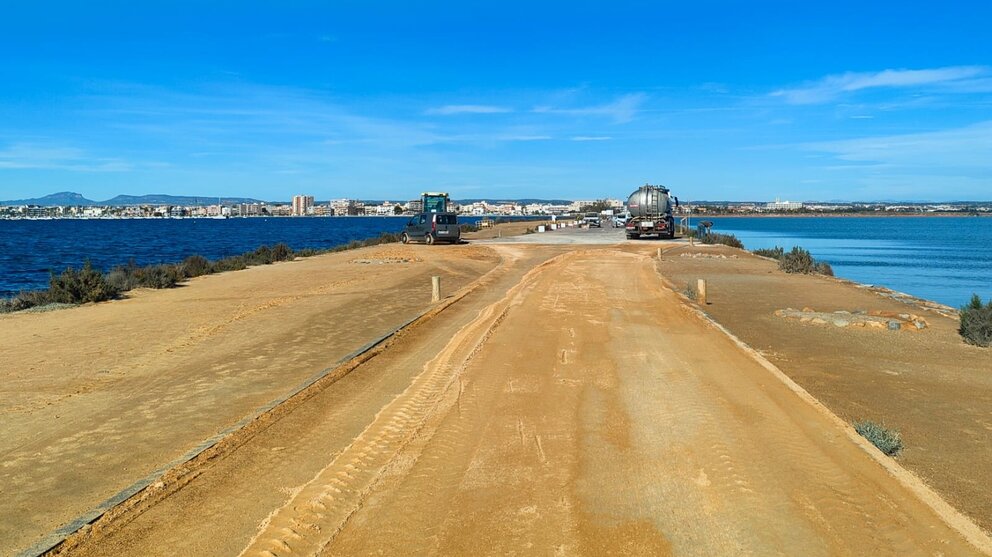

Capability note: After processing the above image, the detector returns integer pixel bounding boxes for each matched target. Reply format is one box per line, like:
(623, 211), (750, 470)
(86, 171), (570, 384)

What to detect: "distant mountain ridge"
(1, 191), (266, 206)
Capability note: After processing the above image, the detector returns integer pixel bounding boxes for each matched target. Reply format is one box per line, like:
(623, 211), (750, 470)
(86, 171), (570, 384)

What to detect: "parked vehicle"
(625, 184), (678, 239)
(613, 213), (630, 228)
(583, 213), (602, 227)
(401, 212), (461, 244)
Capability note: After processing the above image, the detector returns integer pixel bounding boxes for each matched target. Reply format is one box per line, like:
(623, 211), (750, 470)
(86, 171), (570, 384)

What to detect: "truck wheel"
(425, 233), (435, 245)
(627, 233), (640, 240)
(401, 233), (410, 244)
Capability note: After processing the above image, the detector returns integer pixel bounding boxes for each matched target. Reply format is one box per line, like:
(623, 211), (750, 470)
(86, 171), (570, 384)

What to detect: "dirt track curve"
(58, 246), (989, 556)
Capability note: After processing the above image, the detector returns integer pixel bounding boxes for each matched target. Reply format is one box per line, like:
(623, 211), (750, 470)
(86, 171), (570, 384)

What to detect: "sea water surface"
(702, 216), (991, 308)
(0, 216), (481, 297)
(1, 216), (990, 308)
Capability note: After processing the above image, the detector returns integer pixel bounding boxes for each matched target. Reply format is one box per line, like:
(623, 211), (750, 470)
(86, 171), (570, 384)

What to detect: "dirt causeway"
(3, 230), (991, 556)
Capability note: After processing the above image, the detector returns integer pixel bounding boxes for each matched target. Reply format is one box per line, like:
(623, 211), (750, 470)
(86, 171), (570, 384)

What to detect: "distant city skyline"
(1, 2), (990, 202)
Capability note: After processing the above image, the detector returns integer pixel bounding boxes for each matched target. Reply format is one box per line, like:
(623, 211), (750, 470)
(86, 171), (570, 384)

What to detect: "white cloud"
(533, 93), (647, 123)
(425, 104), (513, 115)
(772, 66), (989, 104)
(570, 136), (612, 141)
(805, 120), (992, 168)
(0, 143), (133, 172)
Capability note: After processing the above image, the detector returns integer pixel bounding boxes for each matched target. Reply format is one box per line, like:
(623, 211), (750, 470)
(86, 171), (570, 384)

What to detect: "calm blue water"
(703, 216), (992, 308)
(2, 216), (990, 307)
(0, 216), (489, 297)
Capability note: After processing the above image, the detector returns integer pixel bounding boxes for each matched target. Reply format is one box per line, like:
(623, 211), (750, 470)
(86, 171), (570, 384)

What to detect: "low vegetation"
(701, 232), (744, 249)
(959, 294), (992, 347)
(752, 245), (833, 276)
(752, 246), (785, 259)
(0, 232), (402, 314)
(853, 420), (903, 456)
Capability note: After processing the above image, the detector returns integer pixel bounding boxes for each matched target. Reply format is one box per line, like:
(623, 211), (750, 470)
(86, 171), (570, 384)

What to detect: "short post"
(498, 229), (502, 238)
(657, 247), (662, 260)
(697, 279), (707, 305)
(689, 234), (695, 246)
(431, 276), (441, 302)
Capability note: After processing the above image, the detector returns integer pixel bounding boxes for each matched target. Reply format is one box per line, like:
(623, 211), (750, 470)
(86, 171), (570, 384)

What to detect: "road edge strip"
(653, 265), (992, 555)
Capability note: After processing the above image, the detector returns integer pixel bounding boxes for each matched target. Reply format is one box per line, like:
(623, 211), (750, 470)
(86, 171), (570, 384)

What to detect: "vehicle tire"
(425, 233), (435, 245)
(401, 232), (410, 244)
(627, 233), (640, 240)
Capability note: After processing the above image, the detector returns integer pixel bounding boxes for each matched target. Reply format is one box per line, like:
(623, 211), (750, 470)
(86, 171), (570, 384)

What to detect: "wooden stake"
(697, 279), (707, 304)
(657, 248), (662, 260)
(432, 276), (441, 302)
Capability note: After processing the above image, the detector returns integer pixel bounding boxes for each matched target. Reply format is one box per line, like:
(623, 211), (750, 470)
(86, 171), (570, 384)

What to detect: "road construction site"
(3, 224), (991, 556)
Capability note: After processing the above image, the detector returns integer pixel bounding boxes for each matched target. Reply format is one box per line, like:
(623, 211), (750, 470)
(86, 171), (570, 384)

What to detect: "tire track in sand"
(236, 252), (574, 557)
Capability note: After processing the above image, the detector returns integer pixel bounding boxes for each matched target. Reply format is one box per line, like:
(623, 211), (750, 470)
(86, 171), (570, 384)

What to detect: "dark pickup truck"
(401, 212), (461, 245)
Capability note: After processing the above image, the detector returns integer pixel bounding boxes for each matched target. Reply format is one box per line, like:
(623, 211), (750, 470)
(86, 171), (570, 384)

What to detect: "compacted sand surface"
(0, 243), (499, 556)
(4, 234), (991, 556)
(652, 242), (992, 534)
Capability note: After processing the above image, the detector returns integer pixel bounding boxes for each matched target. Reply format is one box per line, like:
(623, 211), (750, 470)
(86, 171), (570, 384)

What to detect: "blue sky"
(1, 1), (990, 202)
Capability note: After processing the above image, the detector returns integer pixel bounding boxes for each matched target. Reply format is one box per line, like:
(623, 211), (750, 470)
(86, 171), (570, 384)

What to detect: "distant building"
(292, 195), (315, 216)
(765, 199), (803, 211)
(331, 199), (362, 216)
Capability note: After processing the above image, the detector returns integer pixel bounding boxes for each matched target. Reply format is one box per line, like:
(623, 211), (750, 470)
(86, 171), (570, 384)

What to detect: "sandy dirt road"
(61, 245), (988, 555)
(288, 248), (984, 556)
(0, 244), (499, 556)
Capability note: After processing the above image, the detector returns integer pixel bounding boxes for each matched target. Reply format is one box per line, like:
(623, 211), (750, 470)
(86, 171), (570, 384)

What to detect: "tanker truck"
(624, 184), (678, 239)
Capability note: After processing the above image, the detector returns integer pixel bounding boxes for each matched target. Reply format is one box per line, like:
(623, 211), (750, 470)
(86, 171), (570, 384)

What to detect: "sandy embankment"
(0, 243), (500, 556)
(651, 242), (992, 533)
(5, 230), (992, 556)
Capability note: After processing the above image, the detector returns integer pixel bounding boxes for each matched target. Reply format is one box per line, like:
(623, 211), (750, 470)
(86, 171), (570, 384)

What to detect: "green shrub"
(295, 248), (321, 258)
(0, 290), (55, 313)
(752, 246), (785, 259)
(816, 262), (834, 276)
(271, 243), (294, 261)
(702, 232), (744, 249)
(211, 255), (248, 273)
(779, 246), (817, 274)
(459, 223), (480, 233)
(48, 262), (121, 304)
(960, 294), (992, 347)
(105, 261), (181, 290)
(138, 264), (183, 288)
(854, 420), (903, 456)
(180, 255), (211, 277)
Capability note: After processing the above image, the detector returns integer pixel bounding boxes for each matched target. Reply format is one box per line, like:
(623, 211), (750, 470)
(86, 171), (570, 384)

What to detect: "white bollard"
(432, 276), (441, 302)
(697, 279), (707, 304)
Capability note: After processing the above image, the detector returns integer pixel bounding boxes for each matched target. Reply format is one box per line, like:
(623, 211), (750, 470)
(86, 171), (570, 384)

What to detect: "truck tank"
(626, 184), (672, 218)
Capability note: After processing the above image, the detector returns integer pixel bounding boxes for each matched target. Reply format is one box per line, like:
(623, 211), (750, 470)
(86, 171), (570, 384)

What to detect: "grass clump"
(459, 223), (480, 233)
(701, 232), (744, 249)
(960, 294), (992, 347)
(853, 420), (903, 456)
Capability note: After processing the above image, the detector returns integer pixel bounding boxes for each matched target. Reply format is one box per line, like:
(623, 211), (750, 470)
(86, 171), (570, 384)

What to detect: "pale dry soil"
(62, 246), (985, 556)
(0, 243), (499, 556)
(652, 242), (992, 534)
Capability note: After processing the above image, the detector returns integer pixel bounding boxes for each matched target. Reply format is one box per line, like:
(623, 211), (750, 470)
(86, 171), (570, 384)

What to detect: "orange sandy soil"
(0, 243), (500, 556)
(462, 220), (566, 240)
(649, 242), (992, 533)
(44, 244), (990, 556)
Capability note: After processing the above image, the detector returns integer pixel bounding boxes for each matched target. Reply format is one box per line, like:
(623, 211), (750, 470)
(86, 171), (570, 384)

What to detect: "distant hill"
(99, 194), (265, 206)
(1, 192), (266, 206)
(1, 191), (96, 206)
